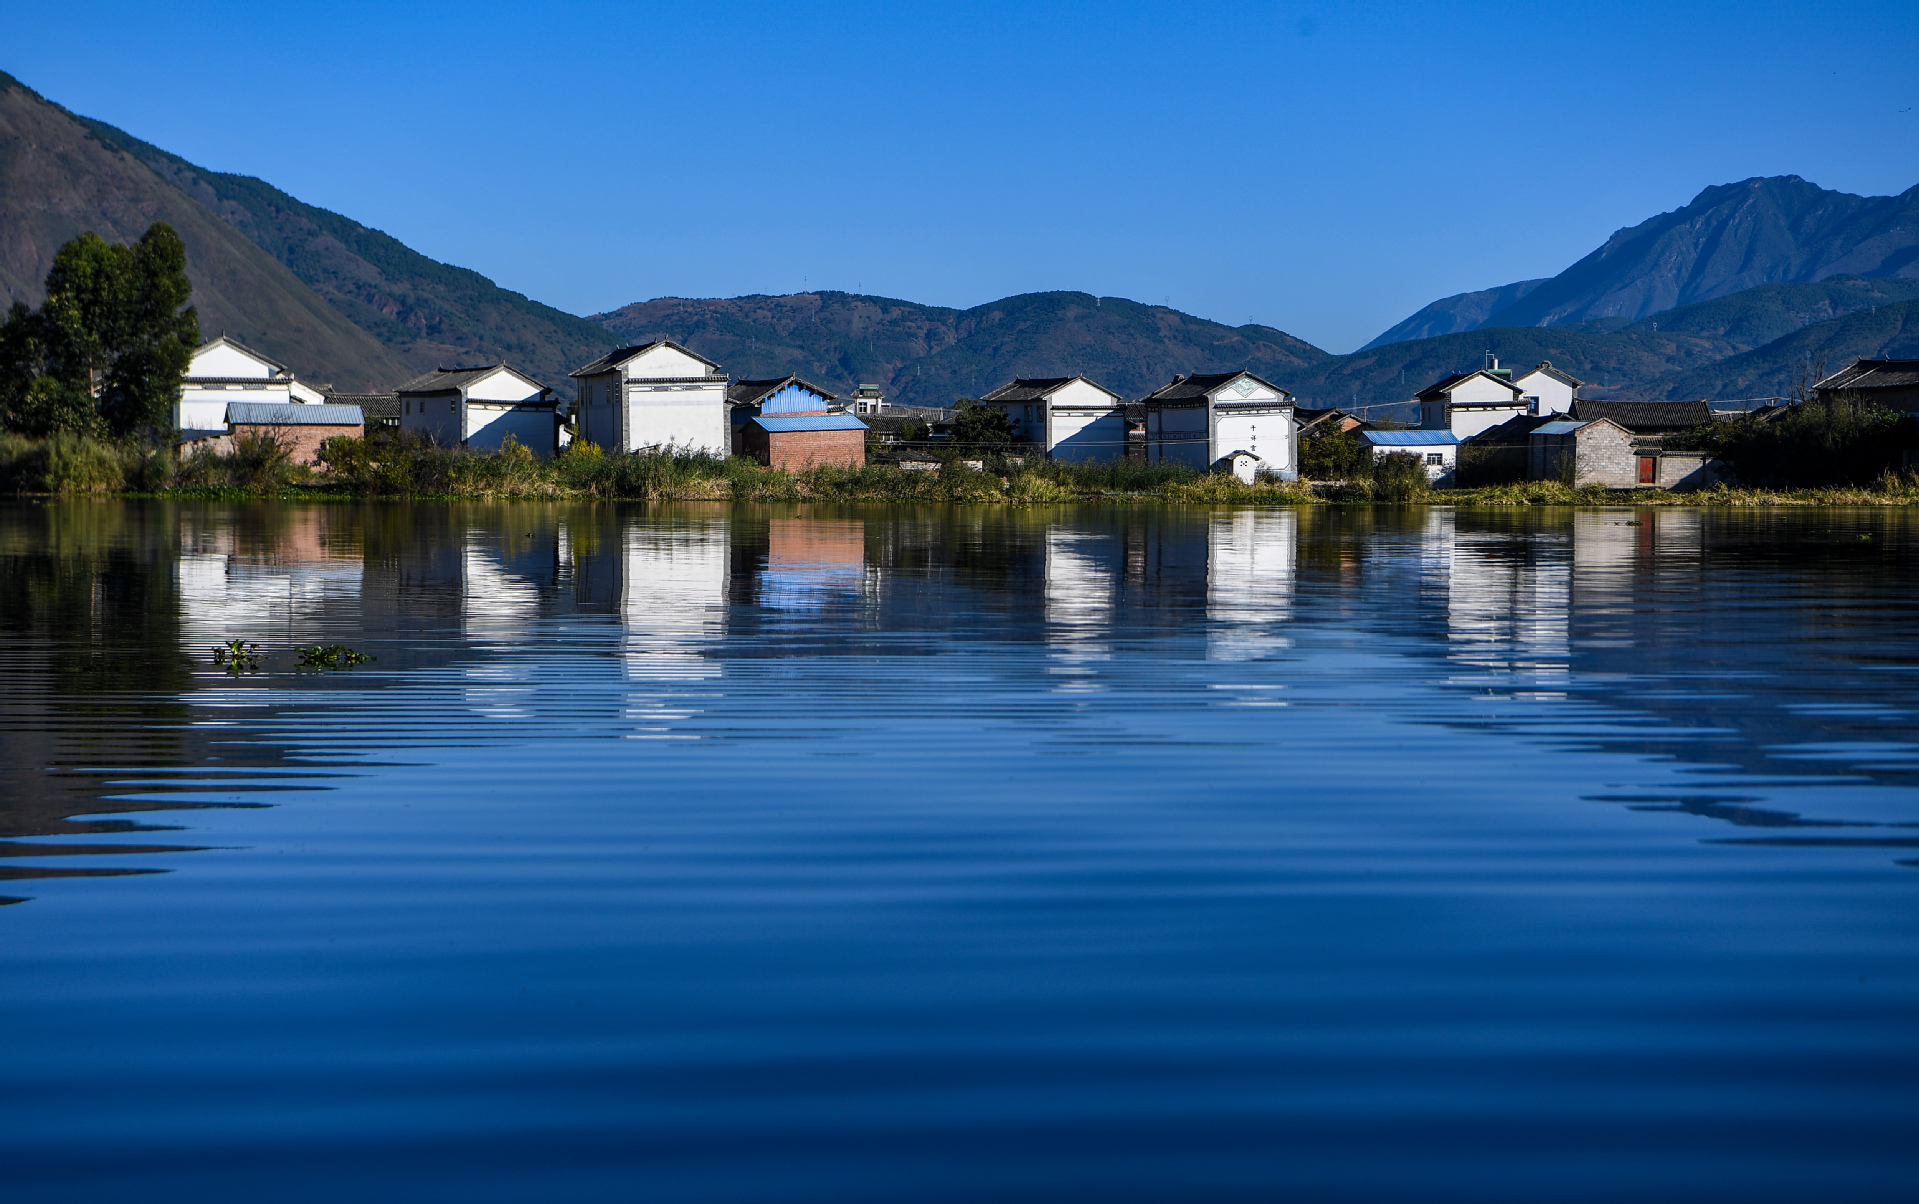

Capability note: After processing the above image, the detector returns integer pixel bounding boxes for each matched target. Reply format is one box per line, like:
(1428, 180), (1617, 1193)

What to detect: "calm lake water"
(1, 500), (1916, 1201)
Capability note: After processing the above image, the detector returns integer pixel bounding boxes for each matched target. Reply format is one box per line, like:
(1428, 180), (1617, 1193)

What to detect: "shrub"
(1370, 451), (1430, 502)
(1299, 427), (1369, 481)
(1672, 400), (1919, 487)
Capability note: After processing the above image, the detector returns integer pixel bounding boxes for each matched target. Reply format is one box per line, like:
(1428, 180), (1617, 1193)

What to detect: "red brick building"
(224, 402), (367, 464)
(740, 412), (868, 472)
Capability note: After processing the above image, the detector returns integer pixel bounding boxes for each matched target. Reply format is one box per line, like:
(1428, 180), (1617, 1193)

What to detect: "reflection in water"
(3, 501), (1918, 1200)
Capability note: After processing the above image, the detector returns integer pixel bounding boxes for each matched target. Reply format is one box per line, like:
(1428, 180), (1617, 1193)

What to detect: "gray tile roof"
(1414, 369), (1525, 402)
(1520, 360), (1585, 389)
(1569, 400), (1712, 431)
(396, 364), (550, 396)
(1141, 370), (1289, 404)
(569, 340), (722, 377)
(1815, 358), (1919, 391)
(324, 392), (399, 419)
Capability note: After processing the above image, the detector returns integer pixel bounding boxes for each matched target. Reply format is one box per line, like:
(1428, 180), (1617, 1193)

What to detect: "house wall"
(760, 383), (831, 414)
(400, 392), (462, 446)
(465, 369), (547, 403)
(1514, 370), (1575, 415)
(624, 345), (715, 380)
(1529, 422), (1636, 485)
(746, 428), (865, 473)
(1370, 442), (1456, 480)
(1447, 376), (1524, 404)
(1655, 451), (1720, 490)
(1447, 402), (1531, 439)
(1150, 405), (1211, 467)
(623, 380), (728, 455)
(188, 343), (279, 378)
(1213, 405), (1295, 476)
(576, 372), (620, 449)
(229, 422), (361, 465)
(466, 403), (557, 454)
(1045, 380), (1126, 463)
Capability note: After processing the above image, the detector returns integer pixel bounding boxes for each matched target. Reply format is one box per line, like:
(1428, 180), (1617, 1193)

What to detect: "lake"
(1, 500), (1915, 1201)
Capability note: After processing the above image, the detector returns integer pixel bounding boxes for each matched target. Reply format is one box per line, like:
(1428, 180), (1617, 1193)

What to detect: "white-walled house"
(1140, 370), (1297, 482)
(1511, 361), (1583, 416)
(1414, 363), (1529, 438)
(569, 341), (729, 456)
(1361, 429), (1459, 480)
(396, 364), (556, 452)
(978, 376), (1127, 462)
(176, 335), (325, 433)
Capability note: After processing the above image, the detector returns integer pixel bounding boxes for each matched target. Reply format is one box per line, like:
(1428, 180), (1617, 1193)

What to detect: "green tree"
(952, 398), (1018, 446)
(0, 223), (199, 437)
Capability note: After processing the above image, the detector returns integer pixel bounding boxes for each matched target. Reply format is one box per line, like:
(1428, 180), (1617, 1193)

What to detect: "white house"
(176, 335), (325, 433)
(569, 341), (729, 456)
(1361, 428), (1459, 480)
(1140, 370), (1297, 482)
(1414, 359), (1530, 438)
(1511, 361), (1583, 416)
(396, 363), (556, 452)
(978, 376), (1127, 462)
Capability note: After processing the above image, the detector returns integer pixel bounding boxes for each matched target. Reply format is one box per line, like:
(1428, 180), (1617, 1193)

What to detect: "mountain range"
(4, 66), (1918, 415)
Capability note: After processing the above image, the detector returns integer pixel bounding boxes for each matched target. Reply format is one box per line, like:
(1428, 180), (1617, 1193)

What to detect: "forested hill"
(594, 291), (1330, 408)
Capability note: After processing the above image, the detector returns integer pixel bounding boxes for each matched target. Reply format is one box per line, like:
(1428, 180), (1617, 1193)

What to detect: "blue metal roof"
(226, 402), (365, 425)
(1361, 429), (1458, 445)
(751, 413), (868, 433)
(1532, 420), (1588, 435)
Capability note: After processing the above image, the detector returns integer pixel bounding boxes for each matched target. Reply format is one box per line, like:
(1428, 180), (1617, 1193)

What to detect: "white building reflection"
(1045, 525), (1119, 686)
(1205, 510), (1295, 661)
(177, 509), (363, 649)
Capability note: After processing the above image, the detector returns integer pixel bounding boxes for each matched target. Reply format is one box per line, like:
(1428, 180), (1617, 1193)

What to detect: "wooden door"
(1637, 456), (1657, 485)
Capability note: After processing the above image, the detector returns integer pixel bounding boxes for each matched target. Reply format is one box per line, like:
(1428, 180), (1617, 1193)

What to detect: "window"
(1426, 453), (1444, 466)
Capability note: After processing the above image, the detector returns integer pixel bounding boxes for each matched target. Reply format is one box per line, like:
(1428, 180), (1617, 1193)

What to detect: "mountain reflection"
(3, 500), (1917, 900)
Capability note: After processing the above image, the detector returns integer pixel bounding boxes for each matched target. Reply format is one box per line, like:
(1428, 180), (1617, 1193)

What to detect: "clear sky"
(10, 1), (1918, 351)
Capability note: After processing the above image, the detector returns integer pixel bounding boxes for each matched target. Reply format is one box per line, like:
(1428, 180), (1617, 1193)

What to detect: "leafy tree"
(952, 398), (1018, 446)
(1299, 425), (1369, 480)
(0, 223), (199, 437)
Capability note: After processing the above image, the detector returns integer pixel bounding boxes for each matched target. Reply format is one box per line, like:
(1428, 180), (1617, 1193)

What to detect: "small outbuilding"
(1812, 358), (1919, 411)
(728, 376), (839, 452)
(223, 402), (366, 464)
(398, 363), (557, 453)
(978, 375), (1127, 462)
(1361, 428), (1459, 480)
(741, 412), (869, 472)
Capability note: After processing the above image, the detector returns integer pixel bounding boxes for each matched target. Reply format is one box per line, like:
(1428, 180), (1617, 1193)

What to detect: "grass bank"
(4, 433), (1919, 506)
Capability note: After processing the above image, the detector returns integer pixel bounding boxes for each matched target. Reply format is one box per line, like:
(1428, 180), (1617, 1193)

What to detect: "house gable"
(188, 336), (287, 380)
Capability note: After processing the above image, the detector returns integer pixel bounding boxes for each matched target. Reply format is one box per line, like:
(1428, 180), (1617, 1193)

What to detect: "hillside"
(594, 291), (1330, 408)
(68, 114), (616, 389)
(1361, 279), (1548, 349)
(0, 72), (411, 390)
(1639, 298), (1919, 402)
(1368, 175), (1919, 348)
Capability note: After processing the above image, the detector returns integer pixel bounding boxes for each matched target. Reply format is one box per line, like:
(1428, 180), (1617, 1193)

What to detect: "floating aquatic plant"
(295, 644), (376, 668)
(212, 639), (262, 671)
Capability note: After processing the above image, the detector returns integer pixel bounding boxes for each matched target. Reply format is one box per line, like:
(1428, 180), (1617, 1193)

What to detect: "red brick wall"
(230, 423), (362, 466)
(742, 427), (866, 472)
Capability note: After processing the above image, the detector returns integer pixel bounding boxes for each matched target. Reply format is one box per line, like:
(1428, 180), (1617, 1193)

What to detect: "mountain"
(1639, 297), (1919, 403)
(1367, 176), (1919, 349)
(0, 71), (411, 390)
(65, 113), (616, 389)
(594, 290), (1331, 408)
(1360, 279), (1548, 350)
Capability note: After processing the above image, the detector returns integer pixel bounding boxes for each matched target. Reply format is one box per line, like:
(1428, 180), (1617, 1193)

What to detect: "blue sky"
(10, 1), (1918, 351)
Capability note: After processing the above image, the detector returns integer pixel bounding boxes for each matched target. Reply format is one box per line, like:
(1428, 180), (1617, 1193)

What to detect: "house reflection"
(177, 507), (365, 649)
(761, 518), (870, 611)
(1206, 510), (1295, 661)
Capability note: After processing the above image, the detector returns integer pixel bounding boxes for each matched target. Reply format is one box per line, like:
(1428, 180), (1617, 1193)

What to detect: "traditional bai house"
(176, 335), (325, 434)
(727, 376), (838, 452)
(1139, 370), (1297, 481)
(1414, 355), (1530, 437)
(1812, 358), (1919, 411)
(736, 384), (868, 472)
(568, 340), (729, 455)
(1510, 361), (1583, 416)
(978, 376), (1127, 462)
(1361, 429), (1459, 480)
(397, 363), (557, 453)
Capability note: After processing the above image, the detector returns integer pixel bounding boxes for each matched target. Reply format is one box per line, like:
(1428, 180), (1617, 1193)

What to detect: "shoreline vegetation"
(3, 431), (1919, 507)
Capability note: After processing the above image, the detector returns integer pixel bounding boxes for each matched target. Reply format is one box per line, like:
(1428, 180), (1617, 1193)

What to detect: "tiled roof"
(728, 376), (837, 406)
(324, 392), (399, 419)
(1518, 360), (1585, 388)
(1467, 413), (1556, 444)
(396, 364), (549, 395)
(568, 340), (722, 377)
(1815, 358), (1919, 391)
(1142, 370), (1289, 403)
(226, 402), (364, 425)
(980, 377), (1076, 403)
(1532, 420), (1588, 436)
(1414, 369), (1524, 401)
(751, 413), (869, 433)
(1569, 400), (1711, 431)
(1361, 429), (1459, 445)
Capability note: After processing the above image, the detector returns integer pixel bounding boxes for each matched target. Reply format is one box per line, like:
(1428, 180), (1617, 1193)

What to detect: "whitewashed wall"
(1446, 403), (1530, 439)
(624, 345), (714, 380)
(187, 342), (280, 379)
(623, 381), (728, 454)
(1513, 369), (1575, 415)
(466, 404), (555, 453)
(1213, 407), (1295, 474)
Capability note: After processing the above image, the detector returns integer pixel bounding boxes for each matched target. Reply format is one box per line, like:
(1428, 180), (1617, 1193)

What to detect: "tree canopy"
(951, 399), (1020, 446)
(0, 223), (199, 437)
